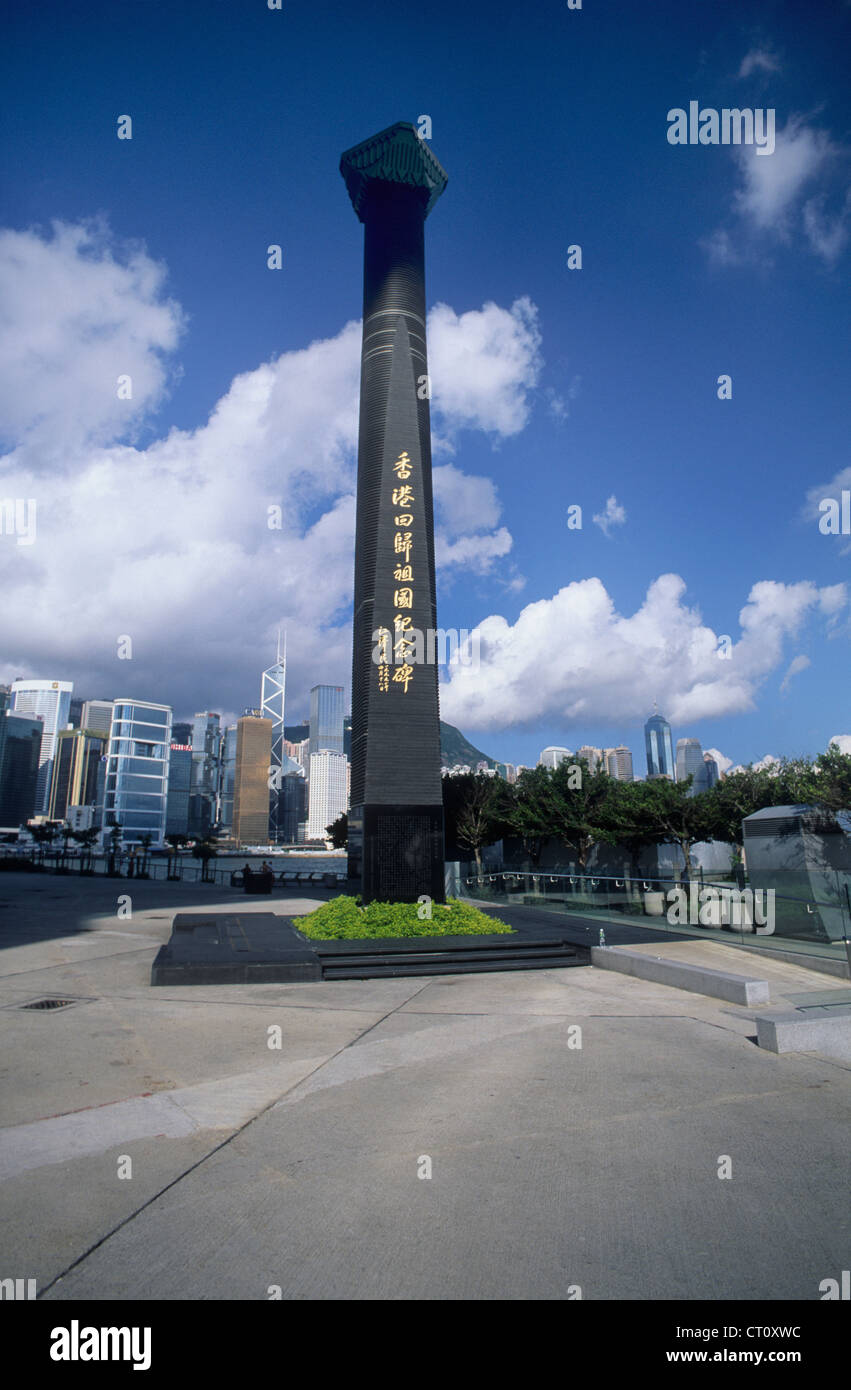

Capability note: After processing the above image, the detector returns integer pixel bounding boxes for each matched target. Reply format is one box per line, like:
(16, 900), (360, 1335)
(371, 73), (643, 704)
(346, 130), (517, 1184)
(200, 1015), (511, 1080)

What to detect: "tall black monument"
(341, 122), (447, 904)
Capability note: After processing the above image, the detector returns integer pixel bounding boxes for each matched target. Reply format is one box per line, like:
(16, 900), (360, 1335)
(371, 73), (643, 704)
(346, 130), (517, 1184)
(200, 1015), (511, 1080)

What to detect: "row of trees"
(29, 822), (105, 873)
(164, 832), (220, 881)
(24, 823), (222, 881)
(443, 746), (851, 879)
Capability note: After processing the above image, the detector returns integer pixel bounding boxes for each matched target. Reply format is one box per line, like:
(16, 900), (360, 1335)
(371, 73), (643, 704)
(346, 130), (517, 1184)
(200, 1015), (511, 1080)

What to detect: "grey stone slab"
(756, 1009), (851, 1060)
(151, 914), (321, 985)
(591, 945), (770, 1005)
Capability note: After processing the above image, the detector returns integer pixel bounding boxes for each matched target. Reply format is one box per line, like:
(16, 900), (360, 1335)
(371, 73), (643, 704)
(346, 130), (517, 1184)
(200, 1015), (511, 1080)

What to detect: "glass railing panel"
(458, 869), (850, 963)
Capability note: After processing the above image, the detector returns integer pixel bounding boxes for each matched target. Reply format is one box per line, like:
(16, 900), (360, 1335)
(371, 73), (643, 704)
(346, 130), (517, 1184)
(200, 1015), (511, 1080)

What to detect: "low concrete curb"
(755, 1009), (851, 1054)
(590, 945), (770, 1006)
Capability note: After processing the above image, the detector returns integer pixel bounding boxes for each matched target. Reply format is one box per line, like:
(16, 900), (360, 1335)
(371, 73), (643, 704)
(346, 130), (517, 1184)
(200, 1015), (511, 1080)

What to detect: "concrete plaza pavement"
(0, 870), (849, 1300)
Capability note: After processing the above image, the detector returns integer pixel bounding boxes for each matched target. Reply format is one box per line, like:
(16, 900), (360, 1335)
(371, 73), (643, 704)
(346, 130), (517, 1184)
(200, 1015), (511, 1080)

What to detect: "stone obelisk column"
(340, 122), (447, 903)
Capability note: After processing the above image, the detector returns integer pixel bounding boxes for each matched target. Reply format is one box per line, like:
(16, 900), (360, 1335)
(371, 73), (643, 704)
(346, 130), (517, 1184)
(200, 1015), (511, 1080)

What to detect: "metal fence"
(0, 847), (346, 891)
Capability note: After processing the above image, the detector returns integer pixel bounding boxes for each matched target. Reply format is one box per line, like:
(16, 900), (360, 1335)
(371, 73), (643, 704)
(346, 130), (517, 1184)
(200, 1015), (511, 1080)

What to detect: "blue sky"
(1, 0), (849, 774)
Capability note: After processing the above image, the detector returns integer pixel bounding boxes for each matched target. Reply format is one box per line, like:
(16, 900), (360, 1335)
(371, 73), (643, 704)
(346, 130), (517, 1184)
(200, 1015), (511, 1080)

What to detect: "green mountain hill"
(440, 720), (501, 773)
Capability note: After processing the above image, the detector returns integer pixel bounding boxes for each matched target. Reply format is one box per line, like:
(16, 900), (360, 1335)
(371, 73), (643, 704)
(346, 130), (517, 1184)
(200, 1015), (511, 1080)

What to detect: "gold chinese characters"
(380, 452), (417, 694)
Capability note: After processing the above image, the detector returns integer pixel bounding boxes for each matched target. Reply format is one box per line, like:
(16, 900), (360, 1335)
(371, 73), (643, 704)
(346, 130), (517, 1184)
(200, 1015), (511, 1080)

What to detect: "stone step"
(320, 943), (586, 980)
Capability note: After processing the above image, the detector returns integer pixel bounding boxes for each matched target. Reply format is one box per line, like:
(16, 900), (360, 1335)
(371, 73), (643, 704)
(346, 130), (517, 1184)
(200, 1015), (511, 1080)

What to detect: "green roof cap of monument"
(340, 121), (449, 221)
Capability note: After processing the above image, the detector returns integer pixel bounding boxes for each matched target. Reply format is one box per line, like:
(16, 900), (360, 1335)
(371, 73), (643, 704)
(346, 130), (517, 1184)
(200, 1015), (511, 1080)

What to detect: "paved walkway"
(0, 872), (848, 1300)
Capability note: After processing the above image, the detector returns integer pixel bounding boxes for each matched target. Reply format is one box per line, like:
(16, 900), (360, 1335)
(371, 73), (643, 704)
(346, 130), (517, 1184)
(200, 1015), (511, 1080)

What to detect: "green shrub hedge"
(296, 895), (511, 939)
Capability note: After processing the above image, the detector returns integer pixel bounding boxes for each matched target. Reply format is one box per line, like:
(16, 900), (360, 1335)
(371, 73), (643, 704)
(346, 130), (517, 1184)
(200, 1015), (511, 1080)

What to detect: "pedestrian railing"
(458, 868), (851, 968)
(0, 846), (347, 892)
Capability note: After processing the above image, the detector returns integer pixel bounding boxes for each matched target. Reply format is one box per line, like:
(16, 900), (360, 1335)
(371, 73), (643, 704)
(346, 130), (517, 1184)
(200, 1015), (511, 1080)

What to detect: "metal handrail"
(460, 867), (851, 913)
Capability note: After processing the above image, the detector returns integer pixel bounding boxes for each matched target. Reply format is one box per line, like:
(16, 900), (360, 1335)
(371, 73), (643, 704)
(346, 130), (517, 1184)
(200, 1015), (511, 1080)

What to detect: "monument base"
(348, 803), (445, 904)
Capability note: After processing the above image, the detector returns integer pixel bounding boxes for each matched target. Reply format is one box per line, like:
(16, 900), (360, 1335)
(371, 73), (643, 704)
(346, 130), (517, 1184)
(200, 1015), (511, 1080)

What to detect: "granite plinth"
(151, 911), (588, 984)
(151, 913), (321, 985)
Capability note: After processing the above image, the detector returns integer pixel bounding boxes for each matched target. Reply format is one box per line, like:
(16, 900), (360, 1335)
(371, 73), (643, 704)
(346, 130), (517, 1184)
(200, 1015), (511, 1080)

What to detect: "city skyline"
(1, 2), (848, 777)
(5, 659), (847, 792)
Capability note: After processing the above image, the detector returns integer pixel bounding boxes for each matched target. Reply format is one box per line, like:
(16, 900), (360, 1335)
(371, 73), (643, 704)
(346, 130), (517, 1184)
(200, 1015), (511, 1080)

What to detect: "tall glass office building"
(10, 679), (73, 815)
(219, 725), (238, 832)
(309, 686), (345, 759)
(644, 713), (675, 780)
(538, 746), (572, 769)
(165, 742), (193, 836)
(676, 737), (710, 795)
(48, 729), (104, 821)
(190, 712), (222, 836)
(308, 687), (345, 839)
(0, 688), (42, 827)
(102, 700), (172, 846)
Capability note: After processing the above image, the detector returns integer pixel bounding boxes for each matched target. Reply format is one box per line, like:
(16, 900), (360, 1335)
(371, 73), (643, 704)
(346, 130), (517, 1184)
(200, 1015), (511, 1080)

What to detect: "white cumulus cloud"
(0, 221), (541, 715)
(428, 297), (542, 448)
(439, 573), (847, 732)
(0, 219), (185, 458)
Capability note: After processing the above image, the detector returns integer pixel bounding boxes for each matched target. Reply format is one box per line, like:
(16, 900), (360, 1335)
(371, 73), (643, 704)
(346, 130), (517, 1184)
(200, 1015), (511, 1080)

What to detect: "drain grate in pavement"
(17, 996), (93, 1012)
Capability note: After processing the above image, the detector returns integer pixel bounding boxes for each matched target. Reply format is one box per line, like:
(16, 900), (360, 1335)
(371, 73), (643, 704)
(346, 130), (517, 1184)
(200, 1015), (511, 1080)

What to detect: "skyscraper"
(48, 728), (104, 821)
(644, 713), (675, 780)
(233, 715), (272, 846)
(279, 768), (307, 844)
(307, 749), (348, 841)
(80, 699), (114, 740)
(189, 713), (222, 836)
(165, 741), (193, 836)
(309, 685), (344, 760)
(605, 746), (634, 781)
(102, 699), (172, 846)
(307, 686), (345, 841)
(539, 746), (572, 769)
(10, 679), (73, 815)
(576, 745), (603, 772)
(676, 737), (710, 795)
(219, 724), (238, 832)
(262, 634), (287, 841)
(0, 687), (42, 828)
